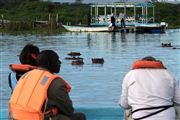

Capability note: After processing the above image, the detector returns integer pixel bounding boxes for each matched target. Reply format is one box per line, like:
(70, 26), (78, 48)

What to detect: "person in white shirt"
(119, 12), (126, 28)
(119, 56), (180, 120)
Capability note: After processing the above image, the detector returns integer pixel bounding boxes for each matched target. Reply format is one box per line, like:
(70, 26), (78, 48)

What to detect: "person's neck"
(38, 67), (53, 74)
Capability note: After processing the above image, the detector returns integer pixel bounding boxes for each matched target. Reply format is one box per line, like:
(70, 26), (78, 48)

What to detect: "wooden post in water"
(1, 14), (4, 28)
(49, 13), (51, 23)
(48, 13), (52, 33)
(56, 13), (58, 27)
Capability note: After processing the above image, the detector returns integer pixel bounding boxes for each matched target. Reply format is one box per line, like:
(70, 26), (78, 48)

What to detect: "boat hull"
(63, 24), (166, 33)
(63, 25), (114, 32)
(135, 23), (166, 33)
(136, 26), (165, 33)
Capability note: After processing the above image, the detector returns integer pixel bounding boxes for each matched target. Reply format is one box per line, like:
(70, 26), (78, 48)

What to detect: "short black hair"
(142, 56), (156, 61)
(19, 44), (39, 66)
(36, 50), (59, 72)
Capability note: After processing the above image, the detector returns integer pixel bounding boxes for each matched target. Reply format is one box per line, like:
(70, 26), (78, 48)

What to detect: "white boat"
(62, 25), (114, 32)
(63, 2), (166, 33)
(134, 22), (166, 33)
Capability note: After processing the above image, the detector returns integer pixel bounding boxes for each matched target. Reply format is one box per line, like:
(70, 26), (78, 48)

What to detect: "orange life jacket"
(132, 60), (166, 70)
(10, 64), (37, 72)
(9, 69), (71, 120)
(9, 64), (37, 92)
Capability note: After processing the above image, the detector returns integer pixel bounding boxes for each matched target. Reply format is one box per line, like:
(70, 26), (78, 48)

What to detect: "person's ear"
(31, 53), (37, 59)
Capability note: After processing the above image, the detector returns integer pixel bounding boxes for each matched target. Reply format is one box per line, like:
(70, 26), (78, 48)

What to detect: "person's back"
(8, 44), (39, 92)
(119, 56), (180, 120)
(111, 15), (115, 24)
(125, 69), (176, 119)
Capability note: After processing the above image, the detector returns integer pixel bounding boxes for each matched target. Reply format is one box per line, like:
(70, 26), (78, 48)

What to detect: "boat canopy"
(90, 2), (154, 8)
(90, 2), (155, 24)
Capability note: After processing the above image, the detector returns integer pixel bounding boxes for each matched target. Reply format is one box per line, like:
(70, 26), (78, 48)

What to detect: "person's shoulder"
(125, 69), (144, 78)
(124, 70), (135, 77)
(165, 70), (178, 79)
(51, 77), (67, 86)
(48, 77), (67, 92)
(53, 77), (65, 82)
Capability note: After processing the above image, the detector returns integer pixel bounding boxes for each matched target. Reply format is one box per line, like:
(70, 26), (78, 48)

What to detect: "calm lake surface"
(0, 29), (180, 110)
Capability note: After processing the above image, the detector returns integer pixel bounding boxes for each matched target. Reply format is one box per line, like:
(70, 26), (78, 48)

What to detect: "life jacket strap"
(43, 98), (58, 118)
(132, 104), (174, 120)
(44, 108), (58, 117)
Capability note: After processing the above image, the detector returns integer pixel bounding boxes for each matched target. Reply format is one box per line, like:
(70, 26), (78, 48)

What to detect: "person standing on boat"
(109, 13), (116, 31)
(119, 56), (180, 120)
(9, 50), (86, 120)
(119, 12), (125, 28)
(8, 44), (39, 93)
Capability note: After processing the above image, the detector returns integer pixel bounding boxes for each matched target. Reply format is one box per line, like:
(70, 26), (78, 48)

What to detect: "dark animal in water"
(68, 52), (81, 57)
(92, 58), (104, 64)
(71, 60), (84, 65)
(65, 57), (83, 60)
(161, 43), (172, 47)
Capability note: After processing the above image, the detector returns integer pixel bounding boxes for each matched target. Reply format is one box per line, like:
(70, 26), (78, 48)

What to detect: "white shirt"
(119, 13), (125, 20)
(119, 69), (180, 120)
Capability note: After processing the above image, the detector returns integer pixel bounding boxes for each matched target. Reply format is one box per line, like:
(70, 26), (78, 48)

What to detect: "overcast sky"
(51, 0), (179, 3)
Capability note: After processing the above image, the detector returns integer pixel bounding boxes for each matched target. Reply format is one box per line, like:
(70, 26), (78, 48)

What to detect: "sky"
(50, 0), (179, 3)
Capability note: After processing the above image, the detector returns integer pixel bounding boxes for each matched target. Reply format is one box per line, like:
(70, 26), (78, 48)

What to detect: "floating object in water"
(65, 57), (83, 60)
(68, 52), (81, 56)
(71, 60), (84, 65)
(161, 43), (172, 47)
(172, 47), (180, 49)
(92, 58), (104, 64)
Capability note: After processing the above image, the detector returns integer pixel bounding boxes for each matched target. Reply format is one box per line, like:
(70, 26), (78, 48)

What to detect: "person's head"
(36, 50), (61, 73)
(19, 44), (40, 66)
(141, 56), (157, 61)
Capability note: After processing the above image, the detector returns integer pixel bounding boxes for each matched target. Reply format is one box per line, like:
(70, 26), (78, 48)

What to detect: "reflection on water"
(0, 29), (180, 109)
(120, 32), (126, 42)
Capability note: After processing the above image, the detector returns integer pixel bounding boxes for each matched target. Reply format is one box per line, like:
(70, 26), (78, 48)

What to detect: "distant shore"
(0, 1), (179, 35)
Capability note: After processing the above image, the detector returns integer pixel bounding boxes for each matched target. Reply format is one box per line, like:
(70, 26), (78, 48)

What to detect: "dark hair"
(19, 44), (40, 66)
(141, 56), (156, 61)
(36, 50), (61, 73)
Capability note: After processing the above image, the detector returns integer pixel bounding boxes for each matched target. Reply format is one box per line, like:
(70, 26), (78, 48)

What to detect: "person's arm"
(47, 78), (74, 116)
(174, 78), (180, 104)
(173, 78), (180, 119)
(118, 72), (131, 109)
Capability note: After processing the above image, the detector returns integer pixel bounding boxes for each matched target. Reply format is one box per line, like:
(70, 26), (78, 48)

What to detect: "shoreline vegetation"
(0, 1), (179, 35)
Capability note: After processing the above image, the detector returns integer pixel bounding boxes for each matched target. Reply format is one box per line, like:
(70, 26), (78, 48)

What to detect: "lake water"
(0, 29), (180, 118)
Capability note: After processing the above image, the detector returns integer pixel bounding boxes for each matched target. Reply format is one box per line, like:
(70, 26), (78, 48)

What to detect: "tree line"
(0, 1), (179, 34)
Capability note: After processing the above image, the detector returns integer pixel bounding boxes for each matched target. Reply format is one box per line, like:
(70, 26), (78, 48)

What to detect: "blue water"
(0, 30), (180, 119)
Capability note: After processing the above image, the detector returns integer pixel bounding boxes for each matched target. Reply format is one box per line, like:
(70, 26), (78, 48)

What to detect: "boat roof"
(90, 2), (154, 8)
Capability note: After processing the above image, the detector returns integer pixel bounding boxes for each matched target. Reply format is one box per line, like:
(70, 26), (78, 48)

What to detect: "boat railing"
(91, 15), (137, 24)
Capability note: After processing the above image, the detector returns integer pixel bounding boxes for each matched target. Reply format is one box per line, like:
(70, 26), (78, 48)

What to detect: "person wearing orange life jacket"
(8, 44), (39, 92)
(9, 50), (86, 120)
(119, 56), (180, 120)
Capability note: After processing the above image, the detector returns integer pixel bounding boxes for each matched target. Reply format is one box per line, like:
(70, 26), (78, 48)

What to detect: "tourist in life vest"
(8, 44), (39, 92)
(119, 56), (180, 120)
(9, 50), (86, 120)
